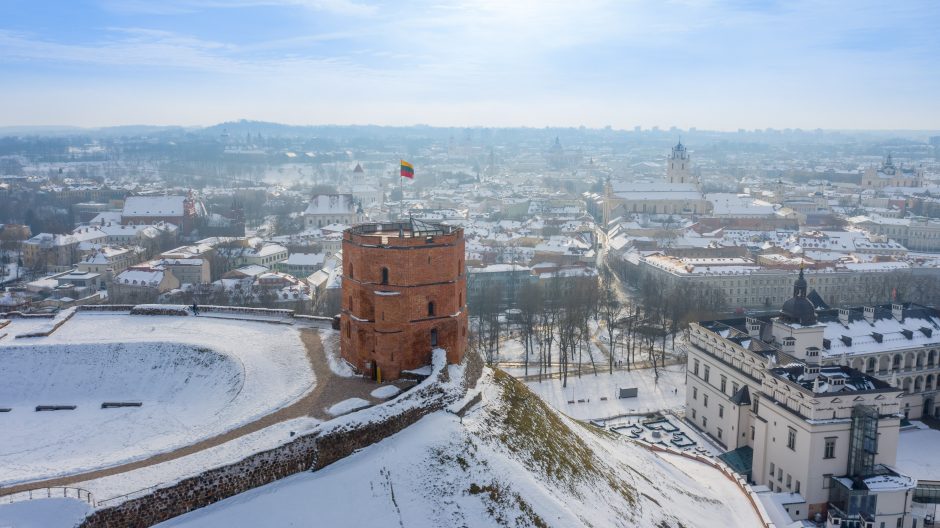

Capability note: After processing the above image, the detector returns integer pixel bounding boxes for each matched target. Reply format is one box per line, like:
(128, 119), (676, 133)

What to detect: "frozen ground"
(0, 498), (90, 528)
(153, 369), (760, 528)
(0, 312), (314, 487)
(516, 364), (686, 420)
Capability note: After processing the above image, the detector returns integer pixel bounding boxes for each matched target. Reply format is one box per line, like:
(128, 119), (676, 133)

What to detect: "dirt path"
(1, 327), (397, 497)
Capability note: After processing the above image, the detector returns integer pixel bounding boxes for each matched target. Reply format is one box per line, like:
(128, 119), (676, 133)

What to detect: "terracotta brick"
(340, 223), (468, 380)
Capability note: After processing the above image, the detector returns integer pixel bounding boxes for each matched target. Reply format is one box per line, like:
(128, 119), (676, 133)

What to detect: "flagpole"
(399, 171), (404, 220)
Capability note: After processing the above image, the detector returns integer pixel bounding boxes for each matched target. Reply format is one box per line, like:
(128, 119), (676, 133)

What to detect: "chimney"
(863, 306), (875, 325)
(746, 317), (761, 338)
(838, 308), (850, 326)
(892, 303), (904, 322)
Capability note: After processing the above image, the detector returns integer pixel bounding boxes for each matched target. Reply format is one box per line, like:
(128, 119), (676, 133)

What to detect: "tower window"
(430, 328), (439, 347)
(381, 267), (389, 285)
(428, 301), (435, 317)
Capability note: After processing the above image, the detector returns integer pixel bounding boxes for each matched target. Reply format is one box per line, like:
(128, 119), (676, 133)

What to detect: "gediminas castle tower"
(340, 219), (468, 381)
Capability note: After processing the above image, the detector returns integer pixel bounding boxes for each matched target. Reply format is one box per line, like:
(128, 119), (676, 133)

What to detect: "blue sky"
(0, 0), (938, 129)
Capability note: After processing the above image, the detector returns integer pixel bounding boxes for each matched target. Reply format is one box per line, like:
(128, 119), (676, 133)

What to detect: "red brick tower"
(340, 220), (468, 381)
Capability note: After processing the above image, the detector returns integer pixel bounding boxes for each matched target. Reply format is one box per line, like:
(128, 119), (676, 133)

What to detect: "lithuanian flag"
(400, 160), (414, 179)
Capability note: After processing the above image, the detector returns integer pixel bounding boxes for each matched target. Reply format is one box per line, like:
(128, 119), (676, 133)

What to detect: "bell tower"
(667, 140), (693, 185)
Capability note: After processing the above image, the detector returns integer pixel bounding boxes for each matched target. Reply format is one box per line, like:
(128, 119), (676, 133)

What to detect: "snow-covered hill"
(155, 368), (761, 528)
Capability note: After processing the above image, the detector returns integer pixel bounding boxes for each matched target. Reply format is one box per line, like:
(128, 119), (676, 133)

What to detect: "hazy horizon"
(1, 0), (939, 130)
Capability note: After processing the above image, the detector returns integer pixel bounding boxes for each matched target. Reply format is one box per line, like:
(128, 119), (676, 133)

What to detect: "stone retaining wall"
(77, 305), (136, 312)
(14, 307), (76, 338)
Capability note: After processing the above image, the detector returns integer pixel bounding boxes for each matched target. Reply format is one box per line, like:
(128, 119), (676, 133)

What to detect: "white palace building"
(685, 269), (940, 527)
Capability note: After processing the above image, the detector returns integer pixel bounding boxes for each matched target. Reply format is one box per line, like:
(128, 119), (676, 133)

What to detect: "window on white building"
(787, 428), (796, 450)
(704, 365), (710, 383)
(719, 405), (724, 418)
(720, 375), (727, 394)
(703, 394), (709, 407)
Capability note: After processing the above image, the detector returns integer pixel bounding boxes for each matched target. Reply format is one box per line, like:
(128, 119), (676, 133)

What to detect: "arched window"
(381, 267), (389, 285)
(430, 328), (439, 347)
(428, 301), (435, 317)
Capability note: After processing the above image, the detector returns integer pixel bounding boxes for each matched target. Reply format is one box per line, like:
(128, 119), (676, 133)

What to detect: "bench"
(101, 402), (143, 409)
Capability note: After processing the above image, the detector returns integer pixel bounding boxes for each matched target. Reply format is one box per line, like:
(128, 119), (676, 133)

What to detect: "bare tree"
(600, 278), (626, 374)
(518, 281), (543, 378)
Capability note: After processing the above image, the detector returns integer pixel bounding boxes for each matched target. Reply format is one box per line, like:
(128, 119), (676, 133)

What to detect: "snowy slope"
(0, 313), (314, 487)
(0, 498), (91, 528)
(155, 368), (761, 528)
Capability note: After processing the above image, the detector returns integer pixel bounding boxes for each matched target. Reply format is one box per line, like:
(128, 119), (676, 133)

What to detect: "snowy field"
(0, 312), (314, 487)
(516, 364), (686, 420)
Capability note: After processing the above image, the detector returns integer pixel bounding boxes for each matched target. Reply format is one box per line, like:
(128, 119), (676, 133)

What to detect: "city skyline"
(0, 0), (938, 130)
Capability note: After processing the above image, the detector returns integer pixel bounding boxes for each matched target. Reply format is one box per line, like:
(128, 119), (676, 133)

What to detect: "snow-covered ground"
(0, 498), (90, 528)
(605, 413), (723, 456)
(152, 368), (761, 528)
(518, 364), (686, 420)
(326, 397), (370, 416)
(320, 329), (355, 377)
(370, 385), (400, 399)
(0, 312), (314, 487)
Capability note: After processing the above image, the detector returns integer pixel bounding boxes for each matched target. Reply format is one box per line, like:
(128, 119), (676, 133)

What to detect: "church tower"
(666, 140), (693, 185)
